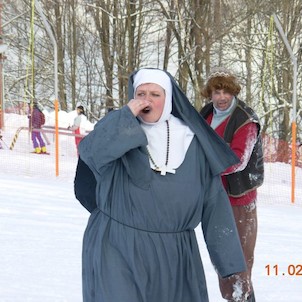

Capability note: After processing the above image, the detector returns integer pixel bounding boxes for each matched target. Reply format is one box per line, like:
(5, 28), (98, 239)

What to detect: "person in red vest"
(200, 67), (264, 302)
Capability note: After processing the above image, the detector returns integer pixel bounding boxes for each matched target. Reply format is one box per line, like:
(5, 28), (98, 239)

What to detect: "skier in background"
(68, 105), (87, 156)
(28, 102), (47, 154)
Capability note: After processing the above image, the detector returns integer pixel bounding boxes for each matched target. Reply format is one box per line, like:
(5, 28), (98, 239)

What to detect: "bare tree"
(2, 0), (302, 147)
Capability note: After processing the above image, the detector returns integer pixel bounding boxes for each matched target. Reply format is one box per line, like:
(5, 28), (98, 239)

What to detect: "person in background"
(74, 68), (247, 302)
(68, 105), (87, 155)
(28, 102), (47, 154)
(0, 131), (3, 149)
(200, 67), (264, 302)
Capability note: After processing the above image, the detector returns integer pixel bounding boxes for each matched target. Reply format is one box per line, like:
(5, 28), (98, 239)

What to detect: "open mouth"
(142, 106), (151, 113)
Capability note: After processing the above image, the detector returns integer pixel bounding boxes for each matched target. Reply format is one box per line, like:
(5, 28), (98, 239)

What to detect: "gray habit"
(76, 69), (246, 302)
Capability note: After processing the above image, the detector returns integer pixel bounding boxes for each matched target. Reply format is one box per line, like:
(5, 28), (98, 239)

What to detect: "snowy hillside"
(0, 112), (302, 301)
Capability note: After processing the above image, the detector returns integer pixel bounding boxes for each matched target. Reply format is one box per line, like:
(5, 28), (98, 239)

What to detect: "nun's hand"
(127, 99), (151, 116)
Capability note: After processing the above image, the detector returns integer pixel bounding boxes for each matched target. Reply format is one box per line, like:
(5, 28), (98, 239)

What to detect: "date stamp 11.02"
(265, 264), (302, 276)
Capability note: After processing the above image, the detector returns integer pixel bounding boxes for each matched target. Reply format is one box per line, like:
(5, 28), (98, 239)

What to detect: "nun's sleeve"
(74, 156), (97, 213)
(78, 106), (147, 174)
(201, 174), (247, 278)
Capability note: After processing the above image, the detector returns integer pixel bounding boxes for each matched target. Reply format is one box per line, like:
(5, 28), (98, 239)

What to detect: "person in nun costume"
(74, 68), (247, 302)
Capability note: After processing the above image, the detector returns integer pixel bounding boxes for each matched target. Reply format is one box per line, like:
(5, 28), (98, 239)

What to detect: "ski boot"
(35, 147), (41, 154)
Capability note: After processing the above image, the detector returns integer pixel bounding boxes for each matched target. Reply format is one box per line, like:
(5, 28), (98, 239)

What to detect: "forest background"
(1, 0), (302, 163)
(1, 3), (302, 300)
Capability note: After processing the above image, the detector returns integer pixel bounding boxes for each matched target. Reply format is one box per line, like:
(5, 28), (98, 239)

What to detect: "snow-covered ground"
(0, 113), (302, 301)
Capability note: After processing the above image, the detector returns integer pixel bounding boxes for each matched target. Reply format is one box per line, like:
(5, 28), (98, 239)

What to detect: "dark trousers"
(219, 201), (257, 301)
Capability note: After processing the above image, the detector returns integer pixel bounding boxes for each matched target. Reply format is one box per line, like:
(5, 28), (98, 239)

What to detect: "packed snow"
(0, 112), (302, 301)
